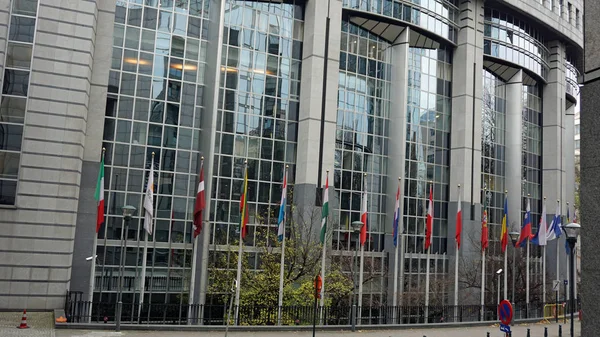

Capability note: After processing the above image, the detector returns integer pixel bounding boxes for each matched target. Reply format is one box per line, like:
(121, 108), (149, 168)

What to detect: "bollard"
(544, 326), (548, 337)
(487, 333), (490, 337)
(559, 324), (562, 337)
(527, 328), (531, 337)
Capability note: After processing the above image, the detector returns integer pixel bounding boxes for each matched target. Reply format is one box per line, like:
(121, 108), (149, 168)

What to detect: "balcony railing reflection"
(94, 275), (189, 292)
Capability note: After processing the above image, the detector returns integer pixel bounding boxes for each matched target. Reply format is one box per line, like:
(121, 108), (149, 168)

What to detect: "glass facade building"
(0, 0), (583, 311)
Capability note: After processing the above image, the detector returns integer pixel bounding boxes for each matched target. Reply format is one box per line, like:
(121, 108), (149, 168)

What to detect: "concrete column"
(293, 0), (342, 244)
(505, 70), (524, 232)
(195, 0), (227, 308)
(384, 28), (409, 306)
(296, 0), (342, 192)
(448, 0), (484, 306)
(542, 41), (566, 208)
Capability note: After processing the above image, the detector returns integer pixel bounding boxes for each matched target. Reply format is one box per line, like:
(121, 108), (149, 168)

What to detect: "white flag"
(143, 161), (154, 234)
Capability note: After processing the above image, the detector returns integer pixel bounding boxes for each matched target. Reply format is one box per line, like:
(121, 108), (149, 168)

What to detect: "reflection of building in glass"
(0, 0), (582, 311)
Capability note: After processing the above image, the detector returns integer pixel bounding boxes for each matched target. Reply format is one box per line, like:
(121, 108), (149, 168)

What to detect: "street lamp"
(496, 269), (503, 305)
(562, 222), (580, 337)
(116, 205), (136, 332)
(509, 231), (520, 305)
(350, 220), (363, 332)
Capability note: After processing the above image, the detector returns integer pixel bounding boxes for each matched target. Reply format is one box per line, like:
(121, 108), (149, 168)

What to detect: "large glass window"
(483, 8), (549, 80)
(208, 0), (303, 302)
(333, 19), (392, 306)
(0, 1), (38, 205)
(402, 45), (452, 302)
(521, 81), (543, 302)
(95, 0), (209, 309)
(342, 0), (459, 42)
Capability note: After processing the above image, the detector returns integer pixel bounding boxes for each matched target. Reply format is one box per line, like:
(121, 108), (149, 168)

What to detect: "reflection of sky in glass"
(343, 0), (458, 42)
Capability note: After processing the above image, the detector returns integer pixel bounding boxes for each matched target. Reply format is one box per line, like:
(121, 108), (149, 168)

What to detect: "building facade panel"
(0, 0), (582, 312)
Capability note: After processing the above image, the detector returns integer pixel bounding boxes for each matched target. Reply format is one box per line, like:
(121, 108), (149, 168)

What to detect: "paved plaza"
(0, 311), (581, 337)
(54, 322), (579, 337)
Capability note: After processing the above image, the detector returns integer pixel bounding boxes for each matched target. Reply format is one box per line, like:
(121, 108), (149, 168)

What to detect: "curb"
(55, 318), (543, 331)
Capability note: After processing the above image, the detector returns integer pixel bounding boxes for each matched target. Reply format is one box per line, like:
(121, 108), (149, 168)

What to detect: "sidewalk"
(0, 311), (54, 337)
(55, 321), (580, 337)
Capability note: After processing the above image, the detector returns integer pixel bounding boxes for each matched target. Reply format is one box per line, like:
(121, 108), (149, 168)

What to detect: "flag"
(455, 187), (462, 250)
(393, 182), (401, 247)
(531, 200), (547, 246)
(501, 195), (508, 253)
(143, 160), (155, 235)
(193, 159), (205, 239)
(567, 206), (570, 223)
(320, 173), (329, 244)
(239, 163), (249, 239)
(516, 197), (532, 248)
(481, 195), (489, 252)
(425, 184), (433, 251)
(277, 167), (287, 242)
(95, 154), (105, 233)
(546, 202), (562, 241)
(360, 176), (368, 246)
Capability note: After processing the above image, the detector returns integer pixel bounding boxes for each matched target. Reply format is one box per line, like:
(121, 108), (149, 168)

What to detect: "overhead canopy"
(344, 8), (448, 48)
(484, 58), (542, 86)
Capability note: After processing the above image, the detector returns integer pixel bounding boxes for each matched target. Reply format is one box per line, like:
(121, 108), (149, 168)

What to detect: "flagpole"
(234, 160), (247, 325)
(277, 231), (286, 325)
(424, 181), (433, 324)
(138, 232), (149, 322)
(188, 237), (198, 323)
(480, 247), (485, 321)
(358, 244), (364, 321)
(319, 170), (329, 324)
(453, 184), (460, 322)
(425, 245), (430, 323)
(526, 194), (531, 312)
(88, 235), (97, 322)
(392, 178), (401, 318)
(88, 147), (106, 317)
(542, 196), (546, 304)
(503, 249), (507, 301)
(277, 165), (288, 326)
(234, 227), (243, 324)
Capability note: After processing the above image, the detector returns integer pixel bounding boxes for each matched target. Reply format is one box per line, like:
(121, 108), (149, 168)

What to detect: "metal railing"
(64, 294), (549, 326)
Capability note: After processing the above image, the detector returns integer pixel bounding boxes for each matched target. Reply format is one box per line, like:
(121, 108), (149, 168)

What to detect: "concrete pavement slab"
(55, 322), (580, 337)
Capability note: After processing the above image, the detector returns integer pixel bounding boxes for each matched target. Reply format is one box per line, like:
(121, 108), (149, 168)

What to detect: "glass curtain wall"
(97, 0), (209, 310)
(522, 82), (543, 302)
(206, 0), (303, 303)
(332, 20), (391, 306)
(481, 69), (507, 303)
(0, 0), (39, 205)
(402, 46), (452, 304)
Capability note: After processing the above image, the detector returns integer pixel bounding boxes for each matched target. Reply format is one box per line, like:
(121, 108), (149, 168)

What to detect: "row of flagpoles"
(90, 150), (207, 322)
(90, 148), (577, 323)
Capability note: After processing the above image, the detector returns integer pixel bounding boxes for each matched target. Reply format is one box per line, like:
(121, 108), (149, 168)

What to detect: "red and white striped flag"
(193, 158), (205, 239)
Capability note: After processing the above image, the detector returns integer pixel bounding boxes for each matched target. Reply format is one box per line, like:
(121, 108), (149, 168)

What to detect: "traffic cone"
(17, 309), (29, 329)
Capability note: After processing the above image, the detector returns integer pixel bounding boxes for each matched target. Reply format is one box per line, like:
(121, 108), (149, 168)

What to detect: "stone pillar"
(542, 41), (566, 209)
(448, 0), (485, 305)
(384, 28), (409, 306)
(505, 70), (524, 233)
(195, 0), (227, 308)
(296, 0), (342, 193)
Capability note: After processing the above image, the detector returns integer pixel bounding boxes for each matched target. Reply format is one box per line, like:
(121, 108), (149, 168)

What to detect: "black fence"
(64, 292), (551, 326)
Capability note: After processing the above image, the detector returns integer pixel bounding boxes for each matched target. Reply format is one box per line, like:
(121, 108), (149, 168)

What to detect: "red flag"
(239, 164), (249, 239)
(425, 184), (433, 251)
(455, 186), (462, 250)
(94, 152), (105, 233)
(360, 176), (368, 246)
(193, 159), (205, 239)
(481, 198), (489, 252)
